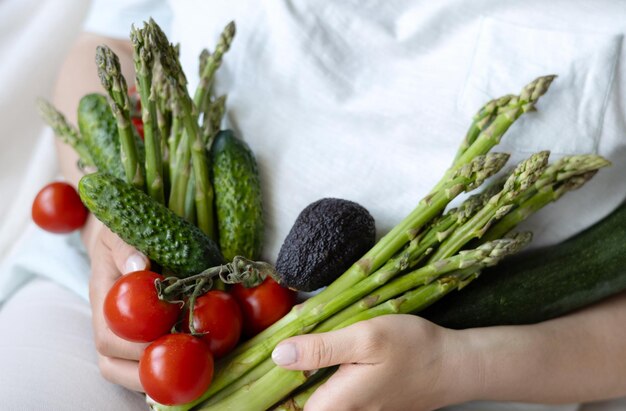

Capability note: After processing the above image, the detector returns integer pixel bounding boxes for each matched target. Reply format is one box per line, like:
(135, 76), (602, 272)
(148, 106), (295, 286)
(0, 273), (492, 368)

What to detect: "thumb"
(271, 324), (376, 371)
(101, 228), (150, 275)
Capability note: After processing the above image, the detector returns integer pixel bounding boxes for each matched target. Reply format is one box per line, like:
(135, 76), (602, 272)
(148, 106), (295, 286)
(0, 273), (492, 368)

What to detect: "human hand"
(272, 315), (481, 411)
(83, 215), (150, 391)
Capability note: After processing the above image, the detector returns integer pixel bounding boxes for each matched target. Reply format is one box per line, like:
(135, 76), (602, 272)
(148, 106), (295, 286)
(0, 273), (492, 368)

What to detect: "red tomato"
(231, 277), (296, 337)
(140, 333), (214, 405)
(32, 182), (88, 233)
(182, 291), (242, 358)
(104, 271), (181, 343)
(131, 116), (144, 140)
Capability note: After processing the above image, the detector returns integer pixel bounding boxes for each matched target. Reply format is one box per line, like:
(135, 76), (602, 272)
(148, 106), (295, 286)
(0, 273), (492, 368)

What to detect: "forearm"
(462, 291), (626, 404)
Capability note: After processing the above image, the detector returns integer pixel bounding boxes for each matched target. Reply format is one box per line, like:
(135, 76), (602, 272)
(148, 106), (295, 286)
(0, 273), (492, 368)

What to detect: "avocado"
(274, 198), (376, 291)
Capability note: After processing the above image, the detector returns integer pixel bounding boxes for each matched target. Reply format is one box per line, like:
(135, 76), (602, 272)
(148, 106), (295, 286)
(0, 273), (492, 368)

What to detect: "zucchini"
(77, 93), (145, 181)
(423, 201), (626, 328)
(211, 130), (264, 261)
(79, 172), (223, 277)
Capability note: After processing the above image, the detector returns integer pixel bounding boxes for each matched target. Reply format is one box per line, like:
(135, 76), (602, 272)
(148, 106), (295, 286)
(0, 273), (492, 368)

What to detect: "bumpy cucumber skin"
(77, 93), (145, 180)
(423, 202), (626, 328)
(211, 130), (264, 261)
(78, 94), (125, 179)
(79, 173), (224, 277)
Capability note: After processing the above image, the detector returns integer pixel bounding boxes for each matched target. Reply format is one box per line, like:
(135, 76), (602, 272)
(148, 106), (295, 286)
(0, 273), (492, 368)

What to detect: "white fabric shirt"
(1, 1), (626, 410)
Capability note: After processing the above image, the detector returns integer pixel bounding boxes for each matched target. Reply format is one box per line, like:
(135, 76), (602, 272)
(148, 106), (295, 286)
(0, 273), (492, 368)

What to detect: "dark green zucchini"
(77, 93), (145, 180)
(79, 172), (223, 277)
(423, 201), (626, 328)
(211, 130), (264, 261)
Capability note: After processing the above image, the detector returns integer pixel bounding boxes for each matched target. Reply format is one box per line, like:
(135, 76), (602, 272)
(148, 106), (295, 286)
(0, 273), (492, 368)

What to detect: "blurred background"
(0, 0), (90, 262)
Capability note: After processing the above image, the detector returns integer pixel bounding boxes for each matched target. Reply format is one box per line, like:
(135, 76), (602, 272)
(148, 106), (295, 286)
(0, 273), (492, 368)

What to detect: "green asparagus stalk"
(201, 237), (530, 411)
(131, 24), (165, 204)
(37, 98), (94, 167)
(182, 96), (216, 237)
(219, 152), (508, 365)
(152, 57), (194, 220)
(315, 231), (527, 333)
(198, 48), (211, 116)
(204, 95), (227, 146)
(199, 358), (276, 408)
(429, 151), (549, 261)
(454, 94), (515, 163)
(150, 25), (216, 236)
(482, 155), (610, 241)
(434, 75), (555, 193)
(184, 171), (196, 224)
(194, 22), (236, 109)
(194, 226), (515, 408)
(95, 45), (145, 189)
(272, 371), (333, 411)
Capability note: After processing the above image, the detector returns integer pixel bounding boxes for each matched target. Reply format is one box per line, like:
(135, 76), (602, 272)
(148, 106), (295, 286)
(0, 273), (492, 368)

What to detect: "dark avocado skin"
(79, 172), (224, 277)
(211, 130), (264, 261)
(275, 198), (376, 291)
(77, 93), (145, 180)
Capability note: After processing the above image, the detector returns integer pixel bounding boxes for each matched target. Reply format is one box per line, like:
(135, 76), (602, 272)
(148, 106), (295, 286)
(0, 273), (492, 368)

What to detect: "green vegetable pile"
(38, 18), (614, 411)
(39, 20), (264, 276)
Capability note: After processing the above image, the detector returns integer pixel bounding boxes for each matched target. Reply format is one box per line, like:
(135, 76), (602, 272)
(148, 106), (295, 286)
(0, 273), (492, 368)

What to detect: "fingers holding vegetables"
(88, 225), (150, 391)
(282, 316), (472, 411)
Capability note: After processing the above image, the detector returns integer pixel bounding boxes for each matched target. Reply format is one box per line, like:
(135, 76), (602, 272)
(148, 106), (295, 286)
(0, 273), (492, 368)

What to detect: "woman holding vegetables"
(3, 0), (626, 410)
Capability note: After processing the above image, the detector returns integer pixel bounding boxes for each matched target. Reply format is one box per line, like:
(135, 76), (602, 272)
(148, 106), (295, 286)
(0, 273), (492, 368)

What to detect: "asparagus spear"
(454, 94), (515, 163)
(200, 237), (530, 411)
(194, 22), (236, 109)
(434, 75), (555, 193)
(131, 24), (165, 204)
(95, 45), (145, 189)
(37, 98), (94, 167)
(429, 151), (549, 261)
(203, 94), (227, 146)
(221, 153), (508, 367)
(482, 155), (610, 241)
(149, 21), (216, 237)
(196, 220), (514, 407)
(315, 229), (527, 333)
(272, 371), (332, 411)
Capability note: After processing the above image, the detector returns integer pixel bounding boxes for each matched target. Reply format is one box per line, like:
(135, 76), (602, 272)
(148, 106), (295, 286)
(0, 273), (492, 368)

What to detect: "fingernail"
(272, 343), (297, 366)
(124, 253), (147, 274)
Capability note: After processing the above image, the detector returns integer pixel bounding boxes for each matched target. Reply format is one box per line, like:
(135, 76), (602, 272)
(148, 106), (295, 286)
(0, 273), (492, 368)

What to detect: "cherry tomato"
(32, 182), (88, 233)
(104, 270), (181, 343)
(182, 291), (242, 358)
(231, 277), (296, 337)
(131, 116), (144, 140)
(139, 333), (214, 405)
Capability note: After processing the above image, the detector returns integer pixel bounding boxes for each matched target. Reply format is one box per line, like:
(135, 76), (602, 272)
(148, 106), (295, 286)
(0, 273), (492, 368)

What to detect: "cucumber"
(423, 201), (626, 328)
(78, 94), (125, 179)
(77, 93), (145, 181)
(79, 172), (223, 277)
(211, 130), (264, 261)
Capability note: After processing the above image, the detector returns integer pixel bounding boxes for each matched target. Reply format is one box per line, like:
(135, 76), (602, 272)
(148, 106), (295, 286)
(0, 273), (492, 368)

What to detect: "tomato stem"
(188, 278), (209, 336)
(155, 256), (278, 302)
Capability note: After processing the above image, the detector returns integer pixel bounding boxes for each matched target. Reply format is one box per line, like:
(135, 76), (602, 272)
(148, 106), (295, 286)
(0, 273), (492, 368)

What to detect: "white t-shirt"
(85, 0), (626, 263)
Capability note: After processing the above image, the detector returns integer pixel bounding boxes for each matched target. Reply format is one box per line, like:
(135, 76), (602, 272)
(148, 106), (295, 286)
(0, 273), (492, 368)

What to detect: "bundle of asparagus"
(38, 19), (236, 238)
(145, 75), (609, 411)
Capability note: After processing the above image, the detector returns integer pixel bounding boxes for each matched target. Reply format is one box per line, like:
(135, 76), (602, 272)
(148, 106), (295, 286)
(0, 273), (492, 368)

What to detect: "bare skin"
(55, 32), (626, 409)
